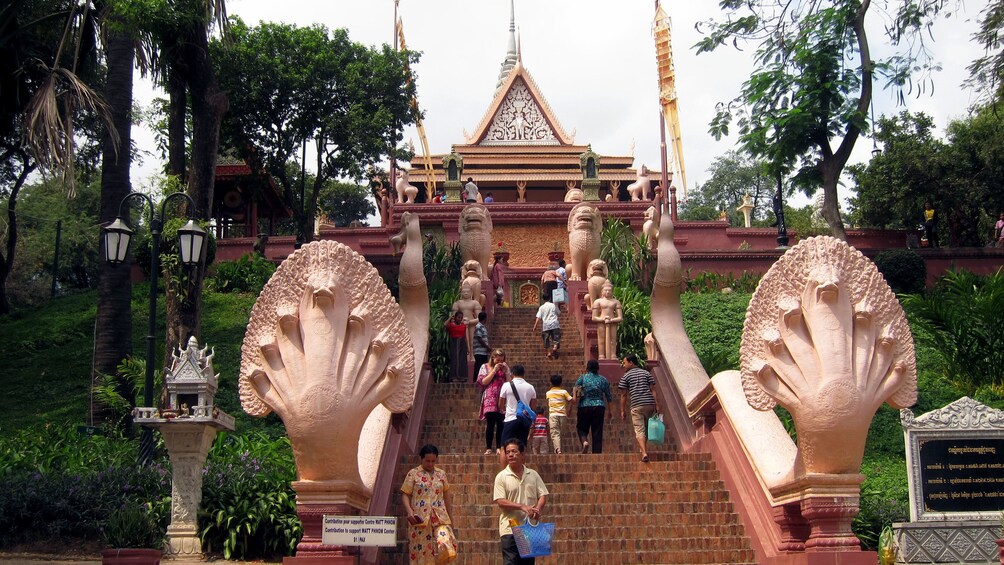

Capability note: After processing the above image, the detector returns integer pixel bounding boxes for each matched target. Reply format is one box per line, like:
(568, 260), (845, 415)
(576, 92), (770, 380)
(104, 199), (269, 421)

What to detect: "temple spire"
(496, 0), (518, 89)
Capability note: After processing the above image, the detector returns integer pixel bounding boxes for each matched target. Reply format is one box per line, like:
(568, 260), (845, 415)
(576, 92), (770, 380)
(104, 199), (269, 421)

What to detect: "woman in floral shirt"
(400, 444), (456, 564)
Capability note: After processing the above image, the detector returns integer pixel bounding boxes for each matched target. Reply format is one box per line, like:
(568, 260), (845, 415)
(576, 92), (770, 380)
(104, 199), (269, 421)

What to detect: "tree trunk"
(0, 153), (33, 315)
(819, 162), (848, 241)
(92, 28), (135, 421)
(167, 70), (187, 179)
(164, 22), (227, 357)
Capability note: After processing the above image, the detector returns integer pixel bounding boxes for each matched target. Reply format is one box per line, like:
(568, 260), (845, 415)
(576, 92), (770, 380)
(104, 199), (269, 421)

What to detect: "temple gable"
(482, 78), (559, 146)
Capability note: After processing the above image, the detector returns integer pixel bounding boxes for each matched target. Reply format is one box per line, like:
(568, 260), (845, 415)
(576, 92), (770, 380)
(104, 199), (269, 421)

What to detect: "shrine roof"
(467, 60), (573, 146)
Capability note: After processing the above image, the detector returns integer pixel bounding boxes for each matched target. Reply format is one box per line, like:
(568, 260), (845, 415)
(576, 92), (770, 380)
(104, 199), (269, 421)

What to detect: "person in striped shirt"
(617, 354), (658, 462)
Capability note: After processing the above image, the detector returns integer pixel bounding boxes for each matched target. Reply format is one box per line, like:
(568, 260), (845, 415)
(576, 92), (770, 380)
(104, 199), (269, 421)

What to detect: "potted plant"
(102, 503), (164, 565)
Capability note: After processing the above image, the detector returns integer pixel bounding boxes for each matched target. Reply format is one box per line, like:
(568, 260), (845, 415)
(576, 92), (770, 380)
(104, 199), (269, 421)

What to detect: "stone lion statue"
(567, 203), (602, 281)
(626, 165), (651, 201)
(585, 258), (609, 308)
(396, 169), (419, 204)
(459, 204), (493, 278)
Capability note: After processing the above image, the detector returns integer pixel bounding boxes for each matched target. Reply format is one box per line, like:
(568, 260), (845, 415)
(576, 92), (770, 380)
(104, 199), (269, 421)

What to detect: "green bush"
(680, 292), (750, 374)
(903, 269), (1004, 394)
(104, 502), (165, 549)
(0, 426), (170, 549)
(873, 249), (926, 294)
(211, 253), (277, 295)
(199, 432), (300, 559)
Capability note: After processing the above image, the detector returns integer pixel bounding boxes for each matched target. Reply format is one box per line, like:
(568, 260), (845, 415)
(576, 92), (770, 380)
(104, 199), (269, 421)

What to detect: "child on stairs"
(545, 374), (573, 454)
(531, 412), (549, 454)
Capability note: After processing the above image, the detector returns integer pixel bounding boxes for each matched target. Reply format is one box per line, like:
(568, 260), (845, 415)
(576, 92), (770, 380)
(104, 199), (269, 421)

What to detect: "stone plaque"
(901, 396), (1004, 522)
(917, 437), (1004, 513)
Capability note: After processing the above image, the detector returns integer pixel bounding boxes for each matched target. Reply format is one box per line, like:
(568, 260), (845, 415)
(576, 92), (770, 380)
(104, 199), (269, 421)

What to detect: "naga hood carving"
(740, 236), (917, 475)
(239, 240), (417, 491)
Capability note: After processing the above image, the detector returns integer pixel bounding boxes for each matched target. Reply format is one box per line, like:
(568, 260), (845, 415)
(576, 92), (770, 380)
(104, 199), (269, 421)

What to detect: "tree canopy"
(679, 150), (774, 224)
(849, 107), (1004, 247)
(696, 0), (953, 240)
(213, 19), (419, 243)
(318, 181), (376, 227)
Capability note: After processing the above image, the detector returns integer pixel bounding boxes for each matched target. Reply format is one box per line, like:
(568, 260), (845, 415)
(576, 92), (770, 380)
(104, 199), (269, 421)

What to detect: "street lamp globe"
(104, 217), (134, 265)
(177, 219), (207, 266)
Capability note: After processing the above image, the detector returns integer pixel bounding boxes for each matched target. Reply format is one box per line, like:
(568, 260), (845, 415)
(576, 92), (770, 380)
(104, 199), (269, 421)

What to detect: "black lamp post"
(103, 192), (206, 465)
(773, 173), (789, 248)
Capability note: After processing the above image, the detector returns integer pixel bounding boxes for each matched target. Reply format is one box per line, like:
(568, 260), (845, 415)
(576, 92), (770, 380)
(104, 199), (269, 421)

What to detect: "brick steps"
(381, 305), (755, 564)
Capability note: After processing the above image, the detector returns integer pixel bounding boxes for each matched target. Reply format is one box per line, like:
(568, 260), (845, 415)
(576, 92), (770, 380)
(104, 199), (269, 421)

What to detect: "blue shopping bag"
(647, 413), (665, 444)
(512, 518), (555, 558)
(551, 287), (567, 304)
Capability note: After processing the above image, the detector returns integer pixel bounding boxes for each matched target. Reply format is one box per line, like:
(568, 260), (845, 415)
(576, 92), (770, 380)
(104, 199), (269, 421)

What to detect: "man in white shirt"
(464, 177), (479, 203)
(531, 296), (561, 359)
(494, 438), (549, 565)
(499, 364), (536, 446)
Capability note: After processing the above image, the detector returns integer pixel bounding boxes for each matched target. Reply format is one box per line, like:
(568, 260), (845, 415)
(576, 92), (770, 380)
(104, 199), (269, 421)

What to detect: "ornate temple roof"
(406, 2), (658, 197)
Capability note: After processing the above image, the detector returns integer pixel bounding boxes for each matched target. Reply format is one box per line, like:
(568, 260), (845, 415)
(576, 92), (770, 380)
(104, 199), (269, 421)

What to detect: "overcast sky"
(131, 0), (989, 204)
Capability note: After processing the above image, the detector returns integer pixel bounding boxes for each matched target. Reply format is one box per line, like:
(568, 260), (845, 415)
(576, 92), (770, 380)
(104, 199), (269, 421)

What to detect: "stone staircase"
(381, 307), (756, 564)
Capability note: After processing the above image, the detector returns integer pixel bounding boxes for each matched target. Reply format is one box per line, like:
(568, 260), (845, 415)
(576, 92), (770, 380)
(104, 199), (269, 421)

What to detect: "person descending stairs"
(385, 306), (756, 564)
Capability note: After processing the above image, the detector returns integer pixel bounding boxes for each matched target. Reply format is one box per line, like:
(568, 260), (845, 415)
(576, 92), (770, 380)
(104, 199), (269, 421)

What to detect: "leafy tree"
(679, 150), (774, 224)
(1, 0), (112, 315)
(850, 108), (1004, 246)
(847, 111), (946, 231)
(4, 177), (101, 308)
(968, 0), (1004, 105)
(213, 19), (419, 245)
(939, 106), (1004, 246)
(696, 0), (952, 240)
(318, 181), (376, 227)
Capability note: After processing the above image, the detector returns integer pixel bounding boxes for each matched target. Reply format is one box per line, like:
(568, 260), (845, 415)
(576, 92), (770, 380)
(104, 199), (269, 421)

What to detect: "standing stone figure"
(591, 281), (623, 360)
(451, 284), (482, 361)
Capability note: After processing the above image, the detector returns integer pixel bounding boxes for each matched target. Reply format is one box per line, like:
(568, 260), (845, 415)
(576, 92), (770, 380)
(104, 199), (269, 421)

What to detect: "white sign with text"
(321, 515), (397, 547)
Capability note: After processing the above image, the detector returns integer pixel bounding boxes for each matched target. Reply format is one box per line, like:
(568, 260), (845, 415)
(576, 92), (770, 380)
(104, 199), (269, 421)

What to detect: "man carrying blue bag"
(618, 354), (659, 463)
(494, 438), (549, 564)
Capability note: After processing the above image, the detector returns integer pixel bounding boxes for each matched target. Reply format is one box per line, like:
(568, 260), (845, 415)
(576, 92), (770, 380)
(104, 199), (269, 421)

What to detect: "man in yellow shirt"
(494, 438), (549, 564)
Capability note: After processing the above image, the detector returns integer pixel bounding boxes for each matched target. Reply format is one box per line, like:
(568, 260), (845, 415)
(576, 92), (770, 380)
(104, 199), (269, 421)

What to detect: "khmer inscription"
(919, 438), (1004, 513)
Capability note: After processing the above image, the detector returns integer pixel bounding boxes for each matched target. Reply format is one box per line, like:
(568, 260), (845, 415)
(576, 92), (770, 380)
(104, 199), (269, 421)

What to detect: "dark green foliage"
(847, 112), (944, 231)
(0, 426), (171, 549)
(5, 176), (102, 308)
(425, 242), (462, 382)
(683, 270), (761, 294)
(601, 218), (653, 292)
(210, 253), (277, 295)
(902, 269), (1004, 395)
(92, 356), (163, 429)
(104, 503), (165, 549)
(614, 285), (650, 361)
(873, 249), (926, 294)
(199, 432), (300, 559)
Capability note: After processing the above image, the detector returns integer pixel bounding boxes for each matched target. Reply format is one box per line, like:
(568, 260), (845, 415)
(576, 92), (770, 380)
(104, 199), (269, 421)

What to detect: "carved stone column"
(283, 480), (367, 564)
(159, 423), (218, 556)
(770, 502), (809, 552)
(771, 474), (867, 554)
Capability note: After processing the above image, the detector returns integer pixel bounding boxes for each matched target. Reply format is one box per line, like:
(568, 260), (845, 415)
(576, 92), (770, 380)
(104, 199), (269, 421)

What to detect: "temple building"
(405, 5), (653, 204)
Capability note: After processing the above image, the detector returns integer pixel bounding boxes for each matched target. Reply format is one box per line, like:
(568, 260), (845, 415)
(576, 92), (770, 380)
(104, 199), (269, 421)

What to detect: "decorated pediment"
(468, 61), (573, 146)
